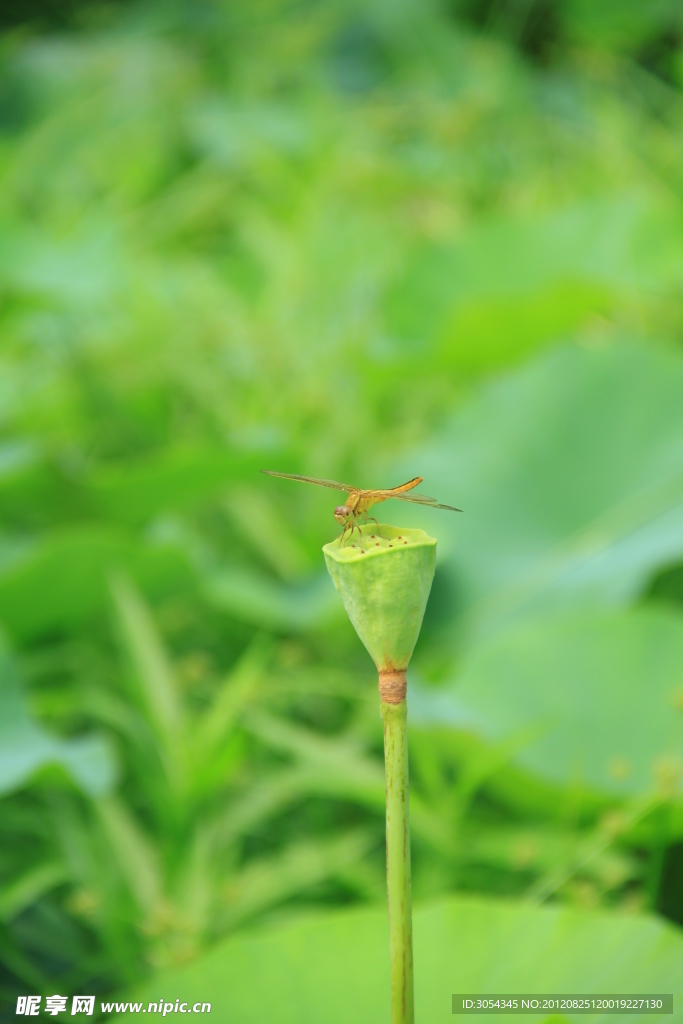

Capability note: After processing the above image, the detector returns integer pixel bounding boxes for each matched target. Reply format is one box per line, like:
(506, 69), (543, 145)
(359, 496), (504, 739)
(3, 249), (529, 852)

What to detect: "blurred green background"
(2, 0), (683, 1020)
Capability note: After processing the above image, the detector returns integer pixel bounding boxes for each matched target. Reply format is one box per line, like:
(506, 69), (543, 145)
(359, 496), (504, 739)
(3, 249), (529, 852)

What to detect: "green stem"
(381, 699), (414, 1024)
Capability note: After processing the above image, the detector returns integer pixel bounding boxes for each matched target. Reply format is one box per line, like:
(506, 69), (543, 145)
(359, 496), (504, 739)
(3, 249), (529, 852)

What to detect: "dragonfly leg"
(361, 510), (384, 539)
(351, 516), (364, 550)
(338, 515), (364, 549)
(366, 515), (384, 538)
(339, 517), (359, 548)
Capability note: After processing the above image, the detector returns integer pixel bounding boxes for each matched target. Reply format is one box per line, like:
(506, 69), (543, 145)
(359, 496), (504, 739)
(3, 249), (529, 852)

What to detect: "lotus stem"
(381, 694), (414, 1024)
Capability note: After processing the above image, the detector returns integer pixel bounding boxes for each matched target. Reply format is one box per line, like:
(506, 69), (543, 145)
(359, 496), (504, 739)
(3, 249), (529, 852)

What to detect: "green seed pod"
(323, 524), (436, 674)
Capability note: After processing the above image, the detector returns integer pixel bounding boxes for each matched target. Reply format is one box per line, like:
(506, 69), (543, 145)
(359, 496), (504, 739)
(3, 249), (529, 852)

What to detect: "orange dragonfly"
(261, 470), (461, 546)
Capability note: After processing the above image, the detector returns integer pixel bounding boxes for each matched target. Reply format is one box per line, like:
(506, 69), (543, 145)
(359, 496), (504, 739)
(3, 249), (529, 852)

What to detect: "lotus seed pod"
(323, 524), (436, 673)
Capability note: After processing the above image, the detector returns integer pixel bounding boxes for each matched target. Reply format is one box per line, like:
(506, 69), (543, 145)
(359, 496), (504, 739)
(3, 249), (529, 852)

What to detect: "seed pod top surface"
(323, 524), (436, 671)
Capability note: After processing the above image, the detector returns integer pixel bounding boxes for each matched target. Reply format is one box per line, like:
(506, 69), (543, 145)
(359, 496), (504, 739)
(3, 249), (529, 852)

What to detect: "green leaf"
(434, 280), (612, 376)
(113, 895), (683, 1023)
(458, 822), (640, 889)
(0, 445), (267, 533)
(386, 196), (683, 352)
(0, 644), (116, 797)
(243, 710), (453, 852)
(0, 527), (194, 641)
(203, 568), (343, 632)
(223, 486), (313, 581)
(565, 0), (682, 49)
(405, 341), (683, 648)
(217, 830), (376, 932)
(243, 709), (387, 803)
(110, 575), (184, 753)
(208, 768), (315, 849)
(90, 447), (264, 526)
(193, 636), (271, 763)
(410, 606), (683, 801)
(0, 862), (67, 922)
(96, 797), (162, 915)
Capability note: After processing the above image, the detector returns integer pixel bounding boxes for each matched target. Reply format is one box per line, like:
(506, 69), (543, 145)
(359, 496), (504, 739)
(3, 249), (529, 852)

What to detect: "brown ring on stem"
(378, 669), (407, 704)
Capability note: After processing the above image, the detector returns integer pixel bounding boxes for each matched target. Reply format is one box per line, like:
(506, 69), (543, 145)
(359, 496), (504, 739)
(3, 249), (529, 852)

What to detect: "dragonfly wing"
(261, 470), (356, 493)
(391, 491), (462, 512)
(262, 470), (461, 510)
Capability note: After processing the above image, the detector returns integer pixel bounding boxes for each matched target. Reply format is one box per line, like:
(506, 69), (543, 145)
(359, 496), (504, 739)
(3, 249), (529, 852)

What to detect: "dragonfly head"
(334, 505), (352, 524)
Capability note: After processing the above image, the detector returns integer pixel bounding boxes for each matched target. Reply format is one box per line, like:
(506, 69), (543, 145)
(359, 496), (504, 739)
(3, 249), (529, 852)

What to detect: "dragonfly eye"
(334, 505), (351, 522)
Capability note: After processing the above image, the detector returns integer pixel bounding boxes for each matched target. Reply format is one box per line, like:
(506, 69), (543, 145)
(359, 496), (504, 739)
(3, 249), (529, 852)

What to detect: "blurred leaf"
(96, 797), (162, 915)
(405, 341), (683, 648)
(0, 442), (39, 483)
(0, 528), (194, 641)
(173, 829), (213, 938)
(0, 644), (116, 797)
(244, 708), (386, 802)
(524, 793), (658, 906)
(0, 219), (124, 307)
(0, 449), (91, 530)
(208, 768), (312, 850)
(461, 822), (640, 889)
(0, 862), (67, 922)
(244, 710), (453, 851)
(386, 197), (683, 351)
(410, 606), (683, 800)
(90, 448), (263, 526)
(223, 486), (313, 580)
(435, 280), (611, 375)
(187, 99), (312, 171)
(194, 636), (271, 761)
(114, 895), (683, 1023)
(565, 0), (683, 49)
(218, 830), (376, 932)
(110, 575), (183, 751)
(204, 568), (343, 632)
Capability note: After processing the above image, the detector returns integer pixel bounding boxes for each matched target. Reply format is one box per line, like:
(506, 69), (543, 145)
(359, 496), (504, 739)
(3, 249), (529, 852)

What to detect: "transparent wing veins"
(391, 492), (462, 511)
(261, 470), (356, 493)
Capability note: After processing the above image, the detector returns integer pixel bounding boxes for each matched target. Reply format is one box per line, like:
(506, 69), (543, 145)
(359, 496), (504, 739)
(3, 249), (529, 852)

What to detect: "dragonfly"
(261, 470), (461, 546)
